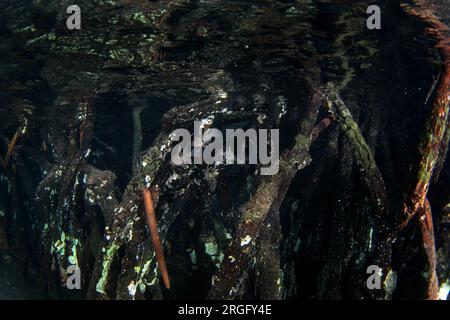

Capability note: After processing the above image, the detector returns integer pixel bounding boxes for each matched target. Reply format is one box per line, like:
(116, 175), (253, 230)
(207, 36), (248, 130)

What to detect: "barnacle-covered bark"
(255, 205), (283, 300)
(87, 97), (256, 299)
(207, 88), (323, 300)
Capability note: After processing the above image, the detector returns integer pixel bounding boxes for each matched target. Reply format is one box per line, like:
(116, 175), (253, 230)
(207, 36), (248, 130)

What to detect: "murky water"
(0, 0), (448, 300)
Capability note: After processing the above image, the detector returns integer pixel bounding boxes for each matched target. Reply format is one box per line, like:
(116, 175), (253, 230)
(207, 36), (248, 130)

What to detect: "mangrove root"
(207, 88), (324, 299)
(142, 188), (171, 289)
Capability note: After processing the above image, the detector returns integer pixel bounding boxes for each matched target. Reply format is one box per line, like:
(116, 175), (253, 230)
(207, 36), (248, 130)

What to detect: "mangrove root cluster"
(0, 0), (449, 300)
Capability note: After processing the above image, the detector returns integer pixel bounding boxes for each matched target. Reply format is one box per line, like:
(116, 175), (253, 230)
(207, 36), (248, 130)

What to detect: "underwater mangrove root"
(324, 82), (389, 218)
(401, 0), (450, 228)
(255, 204), (282, 300)
(89, 97), (256, 299)
(207, 88), (324, 300)
(142, 188), (171, 290)
(207, 139), (312, 299)
(132, 105), (145, 175)
(310, 114), (336, 143)
(78, 97), (95, 151)
(35, 95), (97, 297)
(0, 129), (21, 173)
(418, 199), (439, 299)
(324, 82), (393, 289)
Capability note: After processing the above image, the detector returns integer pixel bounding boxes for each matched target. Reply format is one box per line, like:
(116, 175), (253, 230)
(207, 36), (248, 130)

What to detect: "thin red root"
(142, 188), (171, 289)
